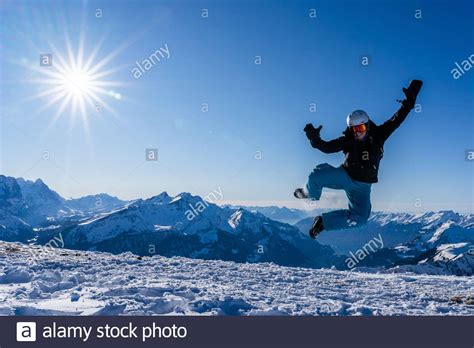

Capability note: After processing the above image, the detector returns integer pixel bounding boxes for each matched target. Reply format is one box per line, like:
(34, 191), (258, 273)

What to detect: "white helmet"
(347, 110), (369, 127)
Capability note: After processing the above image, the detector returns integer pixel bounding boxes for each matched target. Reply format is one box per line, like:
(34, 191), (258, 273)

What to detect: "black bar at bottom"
(1, 316), (473, 347)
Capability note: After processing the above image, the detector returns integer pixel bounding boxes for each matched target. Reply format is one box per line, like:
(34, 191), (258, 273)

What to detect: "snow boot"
(294, 188), (308, 199)
(309, 216), (324, 239)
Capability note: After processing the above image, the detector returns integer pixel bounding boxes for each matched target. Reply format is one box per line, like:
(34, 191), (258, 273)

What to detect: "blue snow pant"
(306, 163), (372, 231)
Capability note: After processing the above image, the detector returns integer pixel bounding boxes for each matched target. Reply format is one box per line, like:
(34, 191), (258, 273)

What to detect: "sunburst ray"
(26, 33), (126, 129)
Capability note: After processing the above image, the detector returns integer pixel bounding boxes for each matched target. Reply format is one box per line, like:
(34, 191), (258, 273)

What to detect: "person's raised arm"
(304, 124), (345, 154)
(378, 80), (423, 142)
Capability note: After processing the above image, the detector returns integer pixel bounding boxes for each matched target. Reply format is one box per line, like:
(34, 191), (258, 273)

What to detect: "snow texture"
(0, 242), (472, 316)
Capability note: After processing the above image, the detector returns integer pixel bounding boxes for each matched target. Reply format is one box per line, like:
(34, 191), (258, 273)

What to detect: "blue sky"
(1, 0), (473, 213)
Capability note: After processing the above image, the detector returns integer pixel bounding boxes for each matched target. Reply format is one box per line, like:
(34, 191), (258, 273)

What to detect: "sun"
(61, 69), (93, 98)
(27, 35), (124, 130)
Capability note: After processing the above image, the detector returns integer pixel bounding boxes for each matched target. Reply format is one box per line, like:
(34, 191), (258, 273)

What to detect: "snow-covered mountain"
(228, 205), (326, 224)
(295, 211), (474, 275)
(1, 175), (472, 275)
(1, 241), (473, 316)
(228, 205), (306, 224)
(1, 176), (339, 268)
(15, 178), (70, 223)
(0, 175), (128, 224)
(0, 176), (35, 242)
(0, 214), (35, 243)
(65, 193), (128, 213)
(44, 192), (340, 268)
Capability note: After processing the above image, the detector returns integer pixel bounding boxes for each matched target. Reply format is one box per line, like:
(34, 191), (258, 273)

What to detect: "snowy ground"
(0, 242), (473, 316)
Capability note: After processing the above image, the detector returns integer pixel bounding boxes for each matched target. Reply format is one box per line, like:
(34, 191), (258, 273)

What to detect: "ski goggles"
(351, 124), (367, 133)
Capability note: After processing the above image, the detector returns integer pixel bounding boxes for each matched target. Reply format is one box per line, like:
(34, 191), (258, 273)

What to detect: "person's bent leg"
(346, 180), (372, 226)
(321, 179), (372, 231)
(321, 209), (352, 231)
(306, 164), (351, 200)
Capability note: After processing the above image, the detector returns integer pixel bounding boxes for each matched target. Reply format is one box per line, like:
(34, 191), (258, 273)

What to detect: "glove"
(401, 79), (423, 106)
(304, 123), (322, 141)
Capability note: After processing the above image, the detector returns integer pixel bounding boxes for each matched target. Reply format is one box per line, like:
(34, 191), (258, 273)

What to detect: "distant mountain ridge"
(226, 205), (310, 224)
(50, 192), (339, 268)
(0, 175), (128, 242)
(295, 211), (474, 275)
(0, 175), (473, 275)
(0, 175), (340, 269)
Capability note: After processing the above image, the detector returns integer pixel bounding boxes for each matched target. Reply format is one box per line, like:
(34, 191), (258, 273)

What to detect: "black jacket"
(309, 101), (414, 183)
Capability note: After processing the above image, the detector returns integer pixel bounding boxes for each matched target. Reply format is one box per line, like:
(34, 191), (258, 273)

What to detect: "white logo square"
(16, 322), (37, 342)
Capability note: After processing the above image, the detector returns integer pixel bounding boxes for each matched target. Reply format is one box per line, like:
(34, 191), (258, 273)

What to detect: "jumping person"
(295, 80), (423, 239)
